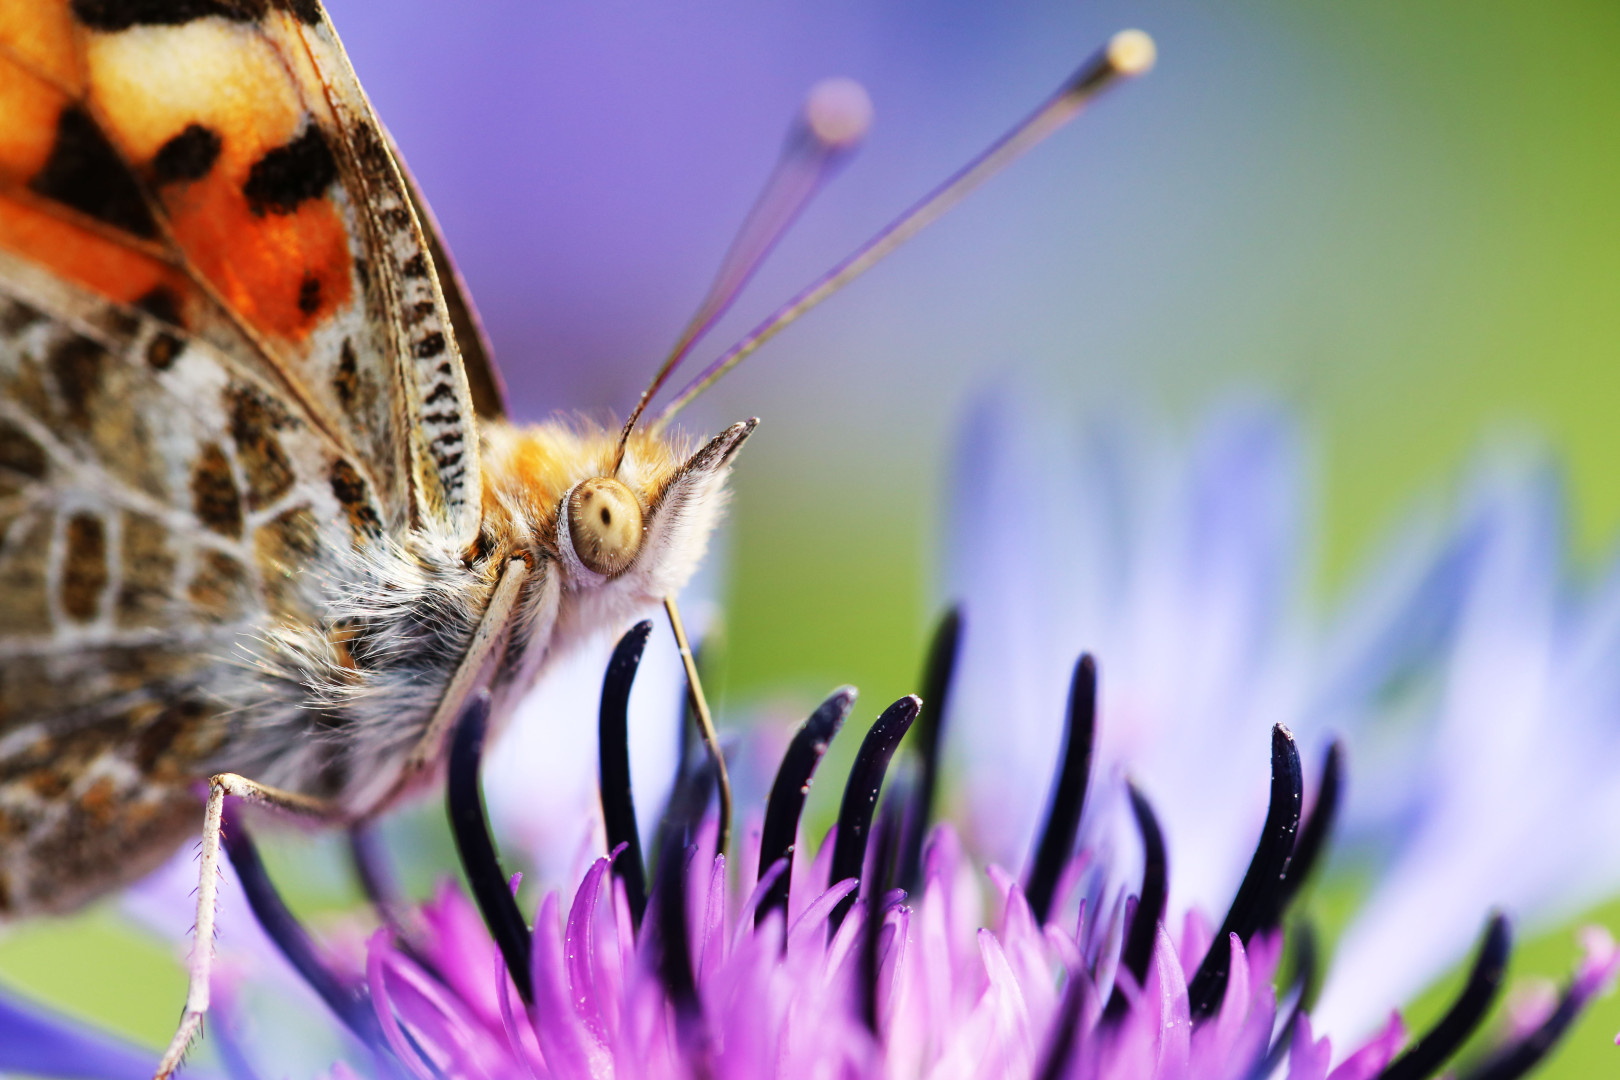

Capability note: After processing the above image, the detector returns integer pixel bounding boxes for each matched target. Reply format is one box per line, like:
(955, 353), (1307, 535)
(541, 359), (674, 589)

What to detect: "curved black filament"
(828, 695), (921, 935)
(1459, 975), (1586, 1080)
(446, 691), (533, 1004)
(756, 686), (856, 927)
(1036, 974), (1087, 1080)
(1265, 740), (1343, 930)
(348, 823), (409, 936)
(896, 608), (962, 894)
(1104, 782), (1167, 1021)
(652, 766), (712, 1030)
(1378, 914), (1512, 1080)
(859, 789), (907, 1034)
(599, 620), (654, 930)
(1187, 724), (1303, 1020)
(222, 806), (381, 1049)
(1025, 654), (1098, 925)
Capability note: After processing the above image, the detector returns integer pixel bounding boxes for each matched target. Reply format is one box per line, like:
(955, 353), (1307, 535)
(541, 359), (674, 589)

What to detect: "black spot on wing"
(1, 300), (44, 337)
(242, 124), (336, 216)
(332, 339), (359, 414)
(412, 332), (445, 359)
(30, 107), (156, 238)
(297, 274), (321, 316)
(70, 0), (263, 31)
(151, 124), (221, 185)
(134, 286), (182, 326)
(329, 459), (381, 539)
(271, 0), (322, 24)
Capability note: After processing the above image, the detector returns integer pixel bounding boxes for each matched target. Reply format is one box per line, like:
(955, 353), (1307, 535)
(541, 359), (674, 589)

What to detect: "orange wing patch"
(0, 0), (492, 543)
(83, 17), (353, 341)
(0, 0), (414, 530)
(0, 192), (189, 310)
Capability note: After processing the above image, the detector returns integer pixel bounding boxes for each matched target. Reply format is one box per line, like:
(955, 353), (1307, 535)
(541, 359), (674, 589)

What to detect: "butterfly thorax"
(215, 419), (710, 818)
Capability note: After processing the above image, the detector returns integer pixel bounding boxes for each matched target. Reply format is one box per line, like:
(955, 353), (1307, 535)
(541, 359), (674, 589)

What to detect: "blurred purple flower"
(1314, 456), (1620, 1038)
(944, 394), (1620, 1054)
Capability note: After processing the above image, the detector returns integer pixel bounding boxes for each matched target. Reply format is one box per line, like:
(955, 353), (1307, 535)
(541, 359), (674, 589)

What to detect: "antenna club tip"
(1107, 30), (1156, 76)
(805, 77), (874, 149)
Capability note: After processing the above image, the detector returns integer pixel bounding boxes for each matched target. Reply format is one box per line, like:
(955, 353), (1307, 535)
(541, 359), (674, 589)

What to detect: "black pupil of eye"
(601, 508), (612, 526)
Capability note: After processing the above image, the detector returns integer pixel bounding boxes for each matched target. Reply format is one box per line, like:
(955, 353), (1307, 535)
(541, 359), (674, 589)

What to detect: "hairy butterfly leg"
(155, 774), (341, 1080)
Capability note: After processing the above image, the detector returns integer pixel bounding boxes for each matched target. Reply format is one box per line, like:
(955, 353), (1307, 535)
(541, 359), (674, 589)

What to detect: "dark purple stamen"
(1036, 974), (1087, 1080)
(1187, 724), (1303, 1020)
(860, 782), (909, 1033)
(1025, 653), (1098, 926)
(221, 806), (381, 1050)
(658, 755), (718, 863)
(1105, 781), (1167, 1021)
(757, 686), (856, 927)
(895, 608), (962, 894)
(1264, 740), (1343, 930)
(348, 824), (406, 927)
(445, 691), (533, 1004)
(828, 695), (921, 935)
(653, 838), (701, 1023)
(652, 765), (713, 1029)
(1378, 914), (1512, 1080)
(599, 620), (654, 930)
(1458, 974), (1587, 1080)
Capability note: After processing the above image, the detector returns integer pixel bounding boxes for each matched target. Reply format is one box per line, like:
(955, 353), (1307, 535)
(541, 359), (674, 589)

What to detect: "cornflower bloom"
(4, 608), (1613, 1080)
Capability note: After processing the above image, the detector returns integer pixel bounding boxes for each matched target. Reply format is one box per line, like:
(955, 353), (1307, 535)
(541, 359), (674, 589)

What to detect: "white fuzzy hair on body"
(210, 419), (747, 820)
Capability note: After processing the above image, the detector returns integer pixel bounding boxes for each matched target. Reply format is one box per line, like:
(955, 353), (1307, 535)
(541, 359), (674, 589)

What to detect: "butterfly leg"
(154, 774), (340, 1080)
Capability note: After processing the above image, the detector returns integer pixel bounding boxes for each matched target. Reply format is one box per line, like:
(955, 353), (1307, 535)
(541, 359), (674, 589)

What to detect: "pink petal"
(1286, 1013), (1333, 1080)
(1328, 1012), (1405, 1080)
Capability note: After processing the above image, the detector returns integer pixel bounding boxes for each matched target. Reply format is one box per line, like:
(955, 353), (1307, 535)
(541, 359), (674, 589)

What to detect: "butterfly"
(0, 1), (1151, 1073)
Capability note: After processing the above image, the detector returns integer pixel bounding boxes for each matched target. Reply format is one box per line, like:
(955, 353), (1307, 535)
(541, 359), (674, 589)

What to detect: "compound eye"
(567, 477), (644, 576)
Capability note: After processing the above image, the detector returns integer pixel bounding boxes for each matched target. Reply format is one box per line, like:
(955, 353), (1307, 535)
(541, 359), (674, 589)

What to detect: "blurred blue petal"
(946, 392), (1313, 914)
(0, 988), (162, 1080)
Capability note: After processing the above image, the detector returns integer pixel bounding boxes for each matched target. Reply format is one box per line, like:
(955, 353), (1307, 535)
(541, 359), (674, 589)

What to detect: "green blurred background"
(4, 0), (1620, 1075)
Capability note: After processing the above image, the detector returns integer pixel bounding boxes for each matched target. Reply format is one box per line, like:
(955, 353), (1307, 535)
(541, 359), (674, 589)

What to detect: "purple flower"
(7, 614), (1611, 1080)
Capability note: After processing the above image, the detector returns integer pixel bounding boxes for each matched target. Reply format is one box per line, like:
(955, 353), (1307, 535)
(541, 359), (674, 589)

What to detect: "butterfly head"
(556, 418), (755, 596)
(486, 417), (756, 610)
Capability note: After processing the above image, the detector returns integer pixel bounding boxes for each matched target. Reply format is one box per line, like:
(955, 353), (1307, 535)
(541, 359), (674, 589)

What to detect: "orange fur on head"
(478, 417), (691, 555)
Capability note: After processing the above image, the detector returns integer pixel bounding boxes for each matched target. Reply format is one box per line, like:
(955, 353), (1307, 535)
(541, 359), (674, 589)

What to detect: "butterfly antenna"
(653, 29), (1155, 426)
(613, 78), (874, 472)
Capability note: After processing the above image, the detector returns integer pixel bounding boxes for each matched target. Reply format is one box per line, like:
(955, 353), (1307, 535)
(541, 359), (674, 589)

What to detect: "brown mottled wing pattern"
(0, 246), (366, 910)
(0, 0), (489, 911)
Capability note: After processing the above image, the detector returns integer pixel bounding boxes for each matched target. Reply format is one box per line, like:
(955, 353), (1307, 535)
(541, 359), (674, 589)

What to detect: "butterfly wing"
(0, 0), (486, 545)
(0, 0), (491, 910)
(0, 242), (384, 910)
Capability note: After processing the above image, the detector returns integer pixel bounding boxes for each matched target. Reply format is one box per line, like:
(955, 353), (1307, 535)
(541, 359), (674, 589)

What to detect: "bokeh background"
(4, 0), (1620, 1075)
